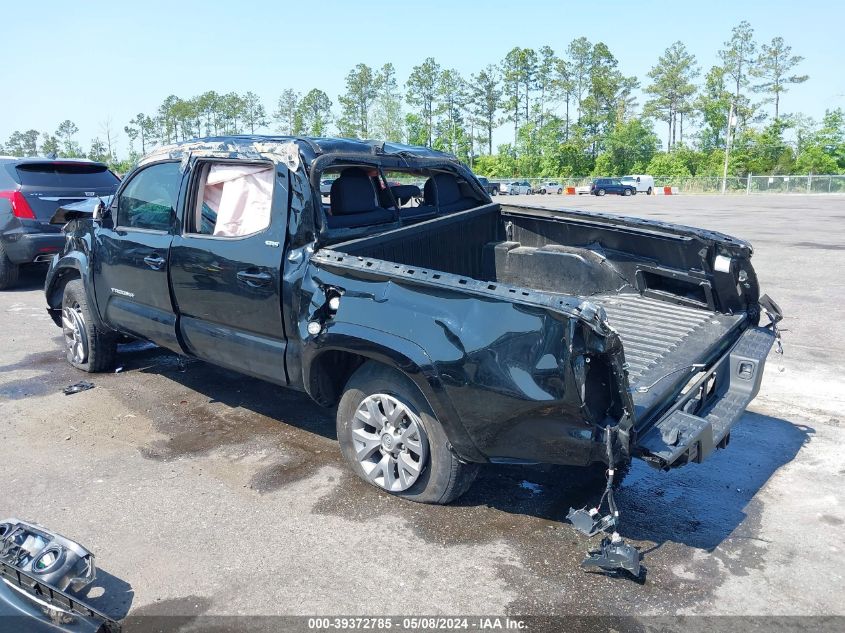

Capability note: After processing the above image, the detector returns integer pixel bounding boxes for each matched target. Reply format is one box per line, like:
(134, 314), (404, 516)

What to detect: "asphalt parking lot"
(1, 194), (843, 625)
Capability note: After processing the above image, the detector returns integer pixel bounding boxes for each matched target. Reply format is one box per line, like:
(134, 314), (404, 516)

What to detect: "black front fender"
(44, 252), (109, 332)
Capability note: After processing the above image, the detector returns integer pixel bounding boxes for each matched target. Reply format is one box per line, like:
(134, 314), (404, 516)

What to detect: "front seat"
(326, 168), (395, 229)
(423, 173), (478, 214)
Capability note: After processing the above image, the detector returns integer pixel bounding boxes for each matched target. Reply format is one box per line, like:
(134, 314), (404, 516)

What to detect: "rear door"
(92, 161), (184, 351)
(169, 159), (289, 385)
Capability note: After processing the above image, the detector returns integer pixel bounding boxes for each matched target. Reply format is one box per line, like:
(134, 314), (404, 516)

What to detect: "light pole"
(721, 102), (736, 194)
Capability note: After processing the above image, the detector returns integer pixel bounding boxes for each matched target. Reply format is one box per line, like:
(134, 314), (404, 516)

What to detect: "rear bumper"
(635, 326), (776, 469)
(1, 231), (64, 264)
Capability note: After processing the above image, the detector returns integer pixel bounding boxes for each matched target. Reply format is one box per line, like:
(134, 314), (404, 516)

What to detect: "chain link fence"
(494, 175), (845, 194)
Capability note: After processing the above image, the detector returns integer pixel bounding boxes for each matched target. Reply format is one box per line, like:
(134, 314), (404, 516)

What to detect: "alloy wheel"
(350, 393), (429, 492)
(62, 302), (88, 364)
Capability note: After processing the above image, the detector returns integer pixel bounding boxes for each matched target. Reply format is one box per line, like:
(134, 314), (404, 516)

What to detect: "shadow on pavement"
(457, 411), (812, 552)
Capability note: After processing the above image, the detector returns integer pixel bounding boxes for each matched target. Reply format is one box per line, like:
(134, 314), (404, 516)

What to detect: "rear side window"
(15, 163), (119, 189)
(117, 162), (182, 231)
(188, 162), (274, 237)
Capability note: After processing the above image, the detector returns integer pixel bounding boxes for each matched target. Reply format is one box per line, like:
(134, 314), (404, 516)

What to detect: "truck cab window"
(117, 162), (182, 231)
(190, 162), (274, 237)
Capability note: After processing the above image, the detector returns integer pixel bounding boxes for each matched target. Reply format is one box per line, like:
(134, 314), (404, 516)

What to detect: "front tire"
(624, 188), (632, 196)
(491, 188), (497, 196)
(647, 187), (653, 195)
(61, 279), (117, 372)
(337, 361), (479, 504)
(557, 188), (562, 195)
(0, 243), (20, 290)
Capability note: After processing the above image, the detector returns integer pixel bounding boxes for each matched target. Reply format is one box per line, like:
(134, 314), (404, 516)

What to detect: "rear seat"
(424, 173), (478, 214)
(326, 168), (396, 229)
(386, 184), (437, 222)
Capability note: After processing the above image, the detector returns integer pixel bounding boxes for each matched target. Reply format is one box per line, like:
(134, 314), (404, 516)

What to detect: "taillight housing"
(0, 190), (36, 219)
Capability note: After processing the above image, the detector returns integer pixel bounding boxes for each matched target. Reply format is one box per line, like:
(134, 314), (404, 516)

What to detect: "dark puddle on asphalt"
(12, 342), (814, 614)
(310, 412), (811, 614)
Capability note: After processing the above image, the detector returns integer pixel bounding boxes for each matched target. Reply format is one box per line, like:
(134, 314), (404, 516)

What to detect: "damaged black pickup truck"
(44, 135), (781, 509)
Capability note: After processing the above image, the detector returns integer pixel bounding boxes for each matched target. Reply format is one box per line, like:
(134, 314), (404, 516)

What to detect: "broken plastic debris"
(63, 381), (94, 395)
(582, 533), (644, 580)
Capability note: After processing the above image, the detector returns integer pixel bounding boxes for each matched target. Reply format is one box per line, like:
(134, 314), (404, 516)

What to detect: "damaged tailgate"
(636, 323), (778, 469)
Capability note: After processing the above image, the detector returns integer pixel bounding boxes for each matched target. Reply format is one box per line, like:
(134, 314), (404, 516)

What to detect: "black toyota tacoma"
(44, 136), (781, 506)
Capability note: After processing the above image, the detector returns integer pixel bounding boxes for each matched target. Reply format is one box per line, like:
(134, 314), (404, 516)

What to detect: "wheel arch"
(45, 255), (107, 330)
(301, 324), (485, 463)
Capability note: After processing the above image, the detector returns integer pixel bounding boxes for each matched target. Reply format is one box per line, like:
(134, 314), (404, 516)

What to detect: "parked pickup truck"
(475, 176), (499, 196)
(44, 135), (781, 506)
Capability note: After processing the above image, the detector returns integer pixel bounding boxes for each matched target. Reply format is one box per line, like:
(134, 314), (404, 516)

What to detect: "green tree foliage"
(273, 89), (301, 135)
(242, 91), (268, 134)
(501, 47), (538, 143)
(601, 118), (659, 175)
(338, 63), (378, 138)
(752, 36), (808, 120)
(470, 66), (501, 155)
(644, 41), (699, 150)
(88, 137), (108, 162)
(580, 42), (636, 158)
(297, 89), (333, 137)
(5, 22), (828, 179)
(56, 120), (82, 157)
(40, 133), (60, 157)
(434, 68), (467, 157)
(372, 64), (403, 142)
(646, 152), (693, 177)
(719, 20), (757, 126)
(406, 57), (440, 147)
(4, 129), (40, 156)
(695, 66), (732, 152)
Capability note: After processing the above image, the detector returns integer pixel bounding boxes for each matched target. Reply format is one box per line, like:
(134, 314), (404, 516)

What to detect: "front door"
(169, 159), (289, 385)
(93, 161), (184, 351)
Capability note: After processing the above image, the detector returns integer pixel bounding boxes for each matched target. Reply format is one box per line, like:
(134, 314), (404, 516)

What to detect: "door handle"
(143, 254), (166, 269)
(237, 270), (272, 287)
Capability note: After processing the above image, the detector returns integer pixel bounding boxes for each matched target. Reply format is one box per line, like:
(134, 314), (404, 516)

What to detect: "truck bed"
(590, 292), (745, 416)
(328, 203), (750, 424)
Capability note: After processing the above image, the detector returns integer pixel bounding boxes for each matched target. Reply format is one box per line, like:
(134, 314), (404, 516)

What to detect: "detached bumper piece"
(567, 428), (644, 582)
(638, 326), (776, 469)
(0, 518), (118, 633)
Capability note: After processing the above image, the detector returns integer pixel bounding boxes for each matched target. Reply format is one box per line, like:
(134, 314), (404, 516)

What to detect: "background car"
(590, 177), (637, 196)
(538, 181), (563, 195)
(508, 180), (533, 195)
(621, 174), (655, 195)
(476, 176), (498, 196)
(0, 157), (119, 289)
(320, 178), (335, 195)
(575, 184), (591, 195)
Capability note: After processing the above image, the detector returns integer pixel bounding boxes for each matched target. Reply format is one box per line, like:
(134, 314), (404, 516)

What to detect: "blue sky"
(2, 0), (842, 155)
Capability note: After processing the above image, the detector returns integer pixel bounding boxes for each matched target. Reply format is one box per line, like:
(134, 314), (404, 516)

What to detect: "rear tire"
(597, 188), (606, 196)
(337, 361), (479, 504)
(61, 279), (117, 372)
(557, 188), (562, 195)
(491, 189), (497, 196)
(624, 188), (632, 196)
(647, 187), (653, 195)
(0, 244), (20, 290)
